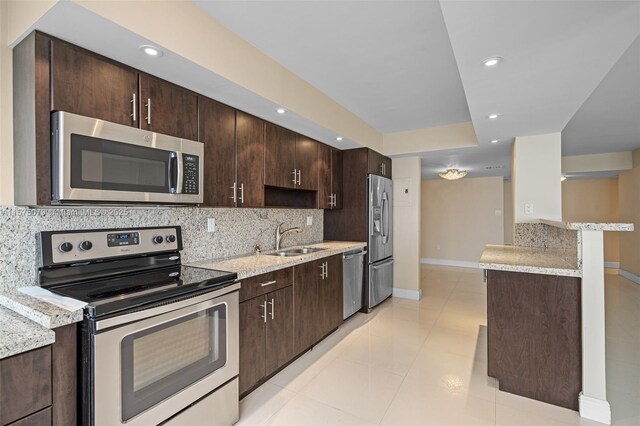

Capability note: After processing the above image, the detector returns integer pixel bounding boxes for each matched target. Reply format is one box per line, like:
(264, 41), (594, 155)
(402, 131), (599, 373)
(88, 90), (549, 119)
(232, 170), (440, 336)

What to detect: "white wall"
(392, 157), (421, 298)
(512, 132), (562, 223)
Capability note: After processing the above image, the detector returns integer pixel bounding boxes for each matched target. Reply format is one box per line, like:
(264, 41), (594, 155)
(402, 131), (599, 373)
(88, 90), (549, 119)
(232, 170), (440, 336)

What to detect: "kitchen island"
(480, 220), (633, 425)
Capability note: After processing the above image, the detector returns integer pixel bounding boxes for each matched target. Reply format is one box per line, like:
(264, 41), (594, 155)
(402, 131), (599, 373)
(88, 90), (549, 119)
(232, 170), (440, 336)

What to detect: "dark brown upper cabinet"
(51, 39), (138, 127)
(265, 123), (297, 189)
(318, 144), (343, 209)
(294, 135), (318, 191)
(139, 74), (198, 141)
(367, 149), (392, 177)
(264, 123), (319, 190)
(236, 111), (265, 208)
(199, 97), (236, 207)
(200, 99), (265, 208)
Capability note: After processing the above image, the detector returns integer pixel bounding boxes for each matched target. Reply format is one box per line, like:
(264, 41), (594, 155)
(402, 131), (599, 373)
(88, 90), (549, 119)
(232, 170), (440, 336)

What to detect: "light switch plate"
(495, 210), (502, 216)
(524, 203), (534, 215)
(306, 216), (313, 226)
(207, 218), (216, 233)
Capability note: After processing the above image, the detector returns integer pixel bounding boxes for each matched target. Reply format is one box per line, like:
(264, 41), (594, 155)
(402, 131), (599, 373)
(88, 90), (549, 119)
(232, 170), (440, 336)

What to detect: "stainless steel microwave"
(51, 111), (203, 205)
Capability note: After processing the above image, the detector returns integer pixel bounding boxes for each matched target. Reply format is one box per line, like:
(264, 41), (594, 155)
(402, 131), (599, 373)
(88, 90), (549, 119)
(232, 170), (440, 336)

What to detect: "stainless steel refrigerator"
(367, 174), (393, 309)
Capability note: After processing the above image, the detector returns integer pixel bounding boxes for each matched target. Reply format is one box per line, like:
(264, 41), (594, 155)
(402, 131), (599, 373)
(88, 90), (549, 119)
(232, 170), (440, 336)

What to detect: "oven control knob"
(79, 240), (93, 251)
(153, 235), (164, 244)
(166, 235), (176, 243)
(58, 242), (73, 253)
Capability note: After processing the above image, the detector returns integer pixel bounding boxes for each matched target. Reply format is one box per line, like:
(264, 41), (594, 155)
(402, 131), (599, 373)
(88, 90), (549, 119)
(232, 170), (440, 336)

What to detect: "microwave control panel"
(183, 154), (199, 195)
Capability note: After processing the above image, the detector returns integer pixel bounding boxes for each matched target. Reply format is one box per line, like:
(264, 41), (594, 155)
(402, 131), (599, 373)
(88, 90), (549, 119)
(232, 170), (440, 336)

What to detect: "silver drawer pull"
(260, 280), (277, 287)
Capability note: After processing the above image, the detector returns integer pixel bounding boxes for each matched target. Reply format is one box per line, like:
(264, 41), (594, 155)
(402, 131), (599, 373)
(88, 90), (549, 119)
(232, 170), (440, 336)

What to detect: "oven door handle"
(94, 282), (241, 331)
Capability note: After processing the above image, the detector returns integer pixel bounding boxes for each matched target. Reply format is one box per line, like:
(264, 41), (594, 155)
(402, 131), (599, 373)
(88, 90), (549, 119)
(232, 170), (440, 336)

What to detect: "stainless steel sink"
(267, 247), (328, 257)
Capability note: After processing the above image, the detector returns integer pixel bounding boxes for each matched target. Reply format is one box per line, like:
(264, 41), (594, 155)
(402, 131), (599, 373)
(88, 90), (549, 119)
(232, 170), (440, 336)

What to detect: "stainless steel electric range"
(37, 226), (240, 426)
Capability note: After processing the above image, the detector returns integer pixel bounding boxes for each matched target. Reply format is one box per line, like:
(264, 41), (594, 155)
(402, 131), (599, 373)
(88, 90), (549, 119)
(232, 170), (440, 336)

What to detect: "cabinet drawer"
(240, 268), (293, 302)
(0, 346), (52, 425)
(7, 407), (51, 426)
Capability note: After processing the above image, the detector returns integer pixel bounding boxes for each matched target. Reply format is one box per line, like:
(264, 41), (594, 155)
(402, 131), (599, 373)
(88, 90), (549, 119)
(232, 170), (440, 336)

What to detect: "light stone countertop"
(540, 219), (634, 232)
(0, 289), (84, 330)
(480, 244), (581, 277)
(0, 306), (55, 360)
(188, 241), (367, 279)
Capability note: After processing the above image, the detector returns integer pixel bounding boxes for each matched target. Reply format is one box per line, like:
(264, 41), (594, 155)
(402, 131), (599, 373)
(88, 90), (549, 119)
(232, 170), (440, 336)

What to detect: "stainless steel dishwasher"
(343, 248), (366, 319)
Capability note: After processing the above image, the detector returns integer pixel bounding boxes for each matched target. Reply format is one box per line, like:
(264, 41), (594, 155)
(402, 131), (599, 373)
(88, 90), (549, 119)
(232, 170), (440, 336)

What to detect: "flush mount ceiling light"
(336, 136), (343, 141)
(439, 168), (467, 180)
(487, 113), (501, 120)
(490, 139), (499, 144)
(482, 56), (503, 67)
(140, 45), (163, 57)
(276, 108), (287, 114)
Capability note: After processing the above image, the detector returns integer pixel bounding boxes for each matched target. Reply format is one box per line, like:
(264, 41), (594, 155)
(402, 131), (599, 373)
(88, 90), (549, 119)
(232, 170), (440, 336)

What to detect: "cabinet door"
(317, 144), (332, 209)
(139, 74), (198, 140)
(382, 156), (393, 178)
(239, 297), (267, 395)
(295, 135), (318, 190)
(236, 111), (265, 207)
(367, 149), (385, 176)
(293, 260), (321, 354)
(199, 97), (236, 207)
(318, 255), (344, 337)
(264, 123), (296, 189)
(51, 39), (138, 127)
(331, 148), (343, 209)
(265, 286), (295, 376)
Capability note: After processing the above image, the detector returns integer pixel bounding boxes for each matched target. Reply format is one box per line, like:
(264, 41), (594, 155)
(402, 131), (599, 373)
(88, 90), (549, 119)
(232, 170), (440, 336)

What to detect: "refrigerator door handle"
(381, 192), (390, 243)
(372, 258), (394, 270)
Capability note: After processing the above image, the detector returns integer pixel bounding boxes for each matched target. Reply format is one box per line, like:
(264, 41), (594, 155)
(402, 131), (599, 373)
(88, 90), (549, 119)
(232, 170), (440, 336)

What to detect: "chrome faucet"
(275, 222), (302, 250)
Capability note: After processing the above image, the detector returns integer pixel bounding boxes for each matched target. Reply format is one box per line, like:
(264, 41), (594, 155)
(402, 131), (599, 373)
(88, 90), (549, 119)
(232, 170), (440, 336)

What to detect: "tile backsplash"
(0, 206), (323, 291)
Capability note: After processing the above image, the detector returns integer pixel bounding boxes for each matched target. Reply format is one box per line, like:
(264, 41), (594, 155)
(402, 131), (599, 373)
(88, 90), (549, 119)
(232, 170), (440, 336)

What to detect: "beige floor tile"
(422, 324), (488, 362)
(338, 329), (423, 376)
(237, 382), (296, 426)
(299, 358), (404, 424)
(264, 394), (374, 426)
(380, 375), (495, 425)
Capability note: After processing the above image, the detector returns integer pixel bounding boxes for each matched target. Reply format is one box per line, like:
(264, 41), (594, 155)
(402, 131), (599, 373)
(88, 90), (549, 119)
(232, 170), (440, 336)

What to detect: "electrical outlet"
(437, 244), (441, 251)
(524, 203), (534, 215)
(207, 218), (216, 233)
(306, 216), (313, 226)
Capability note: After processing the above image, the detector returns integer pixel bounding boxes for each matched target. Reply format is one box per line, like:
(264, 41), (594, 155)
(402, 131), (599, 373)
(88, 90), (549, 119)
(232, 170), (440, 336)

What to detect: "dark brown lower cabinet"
(0, 324), (76, 426)
(487, 270), (582, 411)
(294, 255), (343, 354)
(239, 286), (294, 396)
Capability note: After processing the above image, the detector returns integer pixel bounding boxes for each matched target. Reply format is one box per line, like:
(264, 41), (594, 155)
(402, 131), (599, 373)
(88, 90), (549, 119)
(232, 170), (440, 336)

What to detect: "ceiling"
(195, 0), (640, 180)
(194, 0), (471, 133)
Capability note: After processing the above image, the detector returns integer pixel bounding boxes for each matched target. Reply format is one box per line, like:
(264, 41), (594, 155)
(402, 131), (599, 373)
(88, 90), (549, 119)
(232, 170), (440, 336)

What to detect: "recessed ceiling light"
(276, 108), (286, 114)
(482, 56), (503, 67)
(336, 136), (343, 141)
(140, 45), (163, 57)
(490, 139), (499, 144)
(487, 113), (501, 120)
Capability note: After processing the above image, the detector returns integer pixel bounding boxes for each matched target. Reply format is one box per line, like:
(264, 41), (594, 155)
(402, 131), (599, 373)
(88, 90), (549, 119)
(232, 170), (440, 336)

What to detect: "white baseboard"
(604, 262), (620, 269)
(420, 258), (480, 269)
(579, 393), (611, 425)
(619, 269), (640, 285)
(392, 288), (422, 301)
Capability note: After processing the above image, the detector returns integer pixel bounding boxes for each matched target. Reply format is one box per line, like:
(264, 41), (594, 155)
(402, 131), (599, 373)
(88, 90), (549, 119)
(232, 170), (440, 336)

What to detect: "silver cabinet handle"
(325, 261), (328, 279)
(260, 302), (267, 323)
(239, 183), (244, 204)
(230, 182), (237, 203)
(319, 263), (325, 279)
(260, 280), (277, 287)
(131, 93), (137, 122)
(292, 169), (297, 185)
(383, 163), (385, 175)
(268, 298), (275, 320)
(145, 98), (151, 125)
(297, 169), (301, 186)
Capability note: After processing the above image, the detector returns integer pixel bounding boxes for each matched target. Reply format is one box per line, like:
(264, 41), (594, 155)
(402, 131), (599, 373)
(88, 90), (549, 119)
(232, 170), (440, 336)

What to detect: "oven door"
(52, 111), (203, 204)
(92, 286), (239, 426)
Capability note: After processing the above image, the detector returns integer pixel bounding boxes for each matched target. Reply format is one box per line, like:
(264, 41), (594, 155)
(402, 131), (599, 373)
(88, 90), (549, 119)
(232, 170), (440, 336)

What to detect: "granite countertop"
(0, 306), (55, 360)
(188, 241), (367, 279)
(540, 219), (634, 232)
(479, 244), (581, 277)
(0, 289), (84, 329)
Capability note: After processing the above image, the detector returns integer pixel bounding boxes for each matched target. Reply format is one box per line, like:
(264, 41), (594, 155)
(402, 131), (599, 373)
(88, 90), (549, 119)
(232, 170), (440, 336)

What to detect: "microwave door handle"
(176, 153), (184, 194)
(169, 153), (178, 193)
